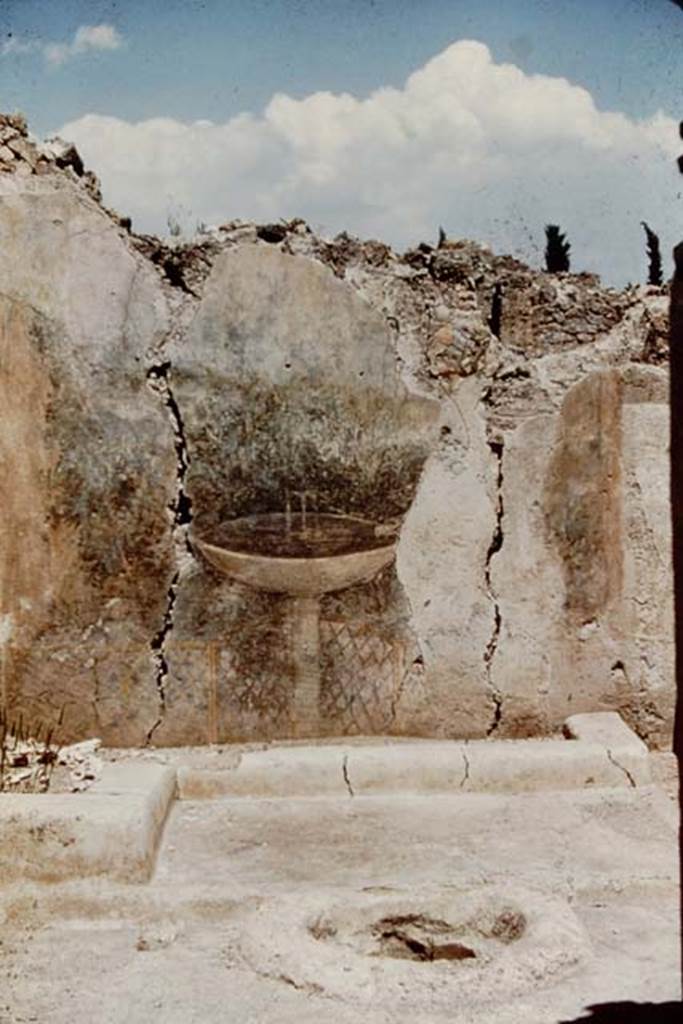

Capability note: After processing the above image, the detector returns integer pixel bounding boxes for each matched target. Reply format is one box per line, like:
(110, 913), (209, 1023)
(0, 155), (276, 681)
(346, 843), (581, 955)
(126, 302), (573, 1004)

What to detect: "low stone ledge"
(178, 746), (349, 800)
(564, 711), (651, 787)
(176, 712), (650, 799)
(0, 763), (176, 884)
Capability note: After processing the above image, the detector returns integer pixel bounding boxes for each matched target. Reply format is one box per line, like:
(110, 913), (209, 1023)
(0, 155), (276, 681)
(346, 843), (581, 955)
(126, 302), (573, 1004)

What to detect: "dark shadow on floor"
(559, 1002), (682, 1023)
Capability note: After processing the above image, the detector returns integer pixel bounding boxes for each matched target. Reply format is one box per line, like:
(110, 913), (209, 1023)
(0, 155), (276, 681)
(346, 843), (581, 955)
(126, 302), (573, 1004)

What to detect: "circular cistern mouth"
(237, 886), (590, 1009)
(308, 894), (527, 964)
(359, 906), (526, 963)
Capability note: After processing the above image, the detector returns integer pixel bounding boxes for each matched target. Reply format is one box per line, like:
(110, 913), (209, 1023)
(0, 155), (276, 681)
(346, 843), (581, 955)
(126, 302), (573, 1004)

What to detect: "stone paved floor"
(1, 771), (680, 1023)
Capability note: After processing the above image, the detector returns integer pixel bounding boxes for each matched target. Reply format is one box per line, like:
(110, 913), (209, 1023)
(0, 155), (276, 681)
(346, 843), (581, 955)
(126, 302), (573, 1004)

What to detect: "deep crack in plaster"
(145, 361), (194, 742)
(484, 439), (504, 735)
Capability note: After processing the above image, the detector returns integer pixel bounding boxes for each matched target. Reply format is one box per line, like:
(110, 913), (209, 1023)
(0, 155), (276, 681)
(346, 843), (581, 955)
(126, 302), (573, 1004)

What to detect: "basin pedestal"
(288, 596), (322, 736)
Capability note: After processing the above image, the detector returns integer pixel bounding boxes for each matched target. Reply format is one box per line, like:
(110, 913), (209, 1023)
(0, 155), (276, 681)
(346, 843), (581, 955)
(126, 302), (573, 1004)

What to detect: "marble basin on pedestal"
(192, 513), (399, 737)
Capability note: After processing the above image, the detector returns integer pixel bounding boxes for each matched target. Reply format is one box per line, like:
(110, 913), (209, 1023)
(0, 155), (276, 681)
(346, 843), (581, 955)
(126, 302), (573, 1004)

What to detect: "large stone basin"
(193, 512), (397, 597)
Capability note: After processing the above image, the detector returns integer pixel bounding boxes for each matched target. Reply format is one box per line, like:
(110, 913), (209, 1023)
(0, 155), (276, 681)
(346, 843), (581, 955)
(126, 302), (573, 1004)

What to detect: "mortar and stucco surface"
(0, 742), (679, 1022)
(0, 715), (680, 1019)
(0, 115), (675, 748)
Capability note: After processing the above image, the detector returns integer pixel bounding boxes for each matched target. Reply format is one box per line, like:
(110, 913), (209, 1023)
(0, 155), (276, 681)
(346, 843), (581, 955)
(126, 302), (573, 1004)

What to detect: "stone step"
(176, 711), (650, 798)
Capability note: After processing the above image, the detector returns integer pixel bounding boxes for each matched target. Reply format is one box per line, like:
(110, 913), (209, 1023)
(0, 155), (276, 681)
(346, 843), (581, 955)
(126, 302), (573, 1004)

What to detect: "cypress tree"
(544, 224), (571, 273)
(641, 221), (663, 286)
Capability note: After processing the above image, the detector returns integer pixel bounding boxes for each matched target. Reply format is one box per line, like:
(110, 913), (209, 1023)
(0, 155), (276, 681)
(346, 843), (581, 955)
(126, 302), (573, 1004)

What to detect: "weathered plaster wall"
(0, 114), (674, 747)
(155, 246), (438, 744)
(0, 120), (175, 744)
(490, 368), (673, 744)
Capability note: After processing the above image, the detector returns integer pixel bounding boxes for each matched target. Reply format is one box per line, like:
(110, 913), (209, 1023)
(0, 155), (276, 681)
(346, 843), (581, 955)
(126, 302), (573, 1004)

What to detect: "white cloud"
(1, 37), (41, 57)
(45, 23), (123, 66)
(2, 23), (123, 67)
(57, 40), (680, 285)
(73, 24), (122, 53)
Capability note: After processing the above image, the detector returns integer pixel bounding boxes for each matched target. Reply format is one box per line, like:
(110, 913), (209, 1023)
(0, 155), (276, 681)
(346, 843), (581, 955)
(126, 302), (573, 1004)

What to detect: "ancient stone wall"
(0, 114), (673, 747)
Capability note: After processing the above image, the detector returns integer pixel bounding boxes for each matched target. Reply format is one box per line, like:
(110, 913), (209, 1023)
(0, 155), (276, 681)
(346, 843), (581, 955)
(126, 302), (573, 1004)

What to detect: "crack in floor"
(250, 966), (326, 998)
(606, 749), (637, 787)
(342, 754), (355, 797)
(461, 749), (470, 788)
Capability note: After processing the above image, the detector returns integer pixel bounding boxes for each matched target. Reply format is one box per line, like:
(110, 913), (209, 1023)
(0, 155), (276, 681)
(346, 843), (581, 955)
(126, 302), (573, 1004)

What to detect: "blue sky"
(1, 1), (682, 285)
(2, 1), (681, 132)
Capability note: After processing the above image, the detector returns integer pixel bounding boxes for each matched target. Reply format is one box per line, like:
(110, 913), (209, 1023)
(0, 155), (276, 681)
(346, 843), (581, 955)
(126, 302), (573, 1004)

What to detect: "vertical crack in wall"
(484, 439), (504, 736)
(145, 360), (193, 743)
